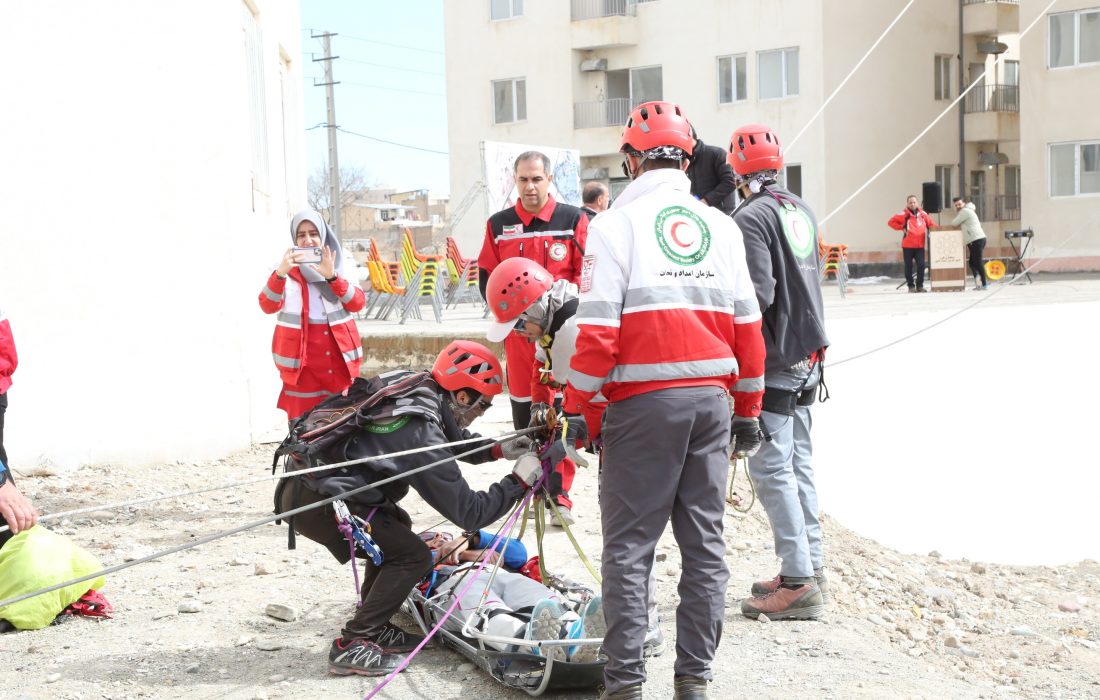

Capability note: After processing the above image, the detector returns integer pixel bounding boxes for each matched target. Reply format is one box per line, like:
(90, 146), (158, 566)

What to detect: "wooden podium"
(930, 228), (965, 292)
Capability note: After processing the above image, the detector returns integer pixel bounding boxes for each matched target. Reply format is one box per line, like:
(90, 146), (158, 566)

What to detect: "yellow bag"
(0, 526), (106, 630)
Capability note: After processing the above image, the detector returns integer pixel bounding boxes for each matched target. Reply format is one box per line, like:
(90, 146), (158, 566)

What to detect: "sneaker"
(366, 621), (425, 653)
(525, 598), (568, 662)
(907, 287), (917, 293)
(673, 675), (709, 699)
(567, 595), (607, 664)
(740, 583), (824, 621)
(751, 570), (830, 601)
(328, 638), (405, 676)
(916, 287), (927, 293)
(599, 684), (644, 699)
(551, 505), (575, 527)
(643, 624), (666, 658)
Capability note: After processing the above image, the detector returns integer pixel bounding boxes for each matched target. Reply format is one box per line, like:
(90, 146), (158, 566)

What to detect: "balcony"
(963, 84), (1020, 142)
(574, 97), (631, 129)
(962, 0), (1019, 36)
(571, 0), (638, 49)
(973, 194), (1021, 222)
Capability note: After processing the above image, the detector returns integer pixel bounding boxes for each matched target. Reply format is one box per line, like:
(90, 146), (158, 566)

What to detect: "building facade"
(445, 0), (1099, 271)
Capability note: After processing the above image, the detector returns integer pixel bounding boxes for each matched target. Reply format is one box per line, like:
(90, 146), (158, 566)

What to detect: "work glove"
(511, 452), (543, 490)
(545, 413), (590, 468)
(528, 403), (551, 430)
(498, 435), (535, 460)
(730, 416), (763, 459)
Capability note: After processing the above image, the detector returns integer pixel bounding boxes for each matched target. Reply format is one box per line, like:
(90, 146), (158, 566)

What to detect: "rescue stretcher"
(402, 570), (606, 696)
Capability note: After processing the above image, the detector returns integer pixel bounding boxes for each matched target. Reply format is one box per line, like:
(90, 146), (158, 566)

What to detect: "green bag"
(0, 526), (105, 630)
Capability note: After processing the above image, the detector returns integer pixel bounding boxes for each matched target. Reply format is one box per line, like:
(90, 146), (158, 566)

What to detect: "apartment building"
(444, 0), (1099, 271)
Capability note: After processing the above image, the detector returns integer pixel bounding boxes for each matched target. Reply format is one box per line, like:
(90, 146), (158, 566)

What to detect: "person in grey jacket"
(728, 123), (830, 621)
(277, 340), (539, 677)
(950, 197), (988, 290)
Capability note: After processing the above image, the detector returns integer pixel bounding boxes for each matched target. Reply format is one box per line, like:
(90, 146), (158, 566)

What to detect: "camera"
(292, 246), (323, 264)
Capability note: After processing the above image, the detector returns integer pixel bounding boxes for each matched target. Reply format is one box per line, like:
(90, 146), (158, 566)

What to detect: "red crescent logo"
(670, 221), (693, 248)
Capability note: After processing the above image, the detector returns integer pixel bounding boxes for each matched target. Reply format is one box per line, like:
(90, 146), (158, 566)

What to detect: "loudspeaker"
(921, 181), (943, 214)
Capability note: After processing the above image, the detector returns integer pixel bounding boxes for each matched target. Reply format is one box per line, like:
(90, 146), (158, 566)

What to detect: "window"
(492, 78), (526, 124)
(717, 54), (747, 104)
(934, 55), (952, 100)
(1004, 59), (1020, 86)
(607, 65), (663, 106)
(781, 164), (802, 197)
(758, 48), (799, 99)
(1050, 141), (1100, 196)
(491, 0), (523, 21)
(1050, 9), (1100, 68)
(935, 165), (954, 208)
(243, 3), (269, 194)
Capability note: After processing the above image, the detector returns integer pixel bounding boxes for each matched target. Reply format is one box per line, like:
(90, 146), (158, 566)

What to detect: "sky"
(300, 1), (449, 197)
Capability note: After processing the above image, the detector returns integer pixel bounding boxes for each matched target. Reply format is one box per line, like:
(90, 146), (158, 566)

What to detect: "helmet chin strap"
(448, 390), (478, 429)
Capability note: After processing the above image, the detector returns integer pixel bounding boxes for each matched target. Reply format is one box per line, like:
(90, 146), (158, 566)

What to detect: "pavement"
(357, 272), (1100, 565)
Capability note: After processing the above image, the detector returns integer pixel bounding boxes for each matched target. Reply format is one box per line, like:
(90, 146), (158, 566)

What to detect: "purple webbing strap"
(338, 507), (379, 608)
(361, 479), (542, 700)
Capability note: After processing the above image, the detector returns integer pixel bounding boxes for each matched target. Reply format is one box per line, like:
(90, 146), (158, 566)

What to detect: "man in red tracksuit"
(887, 195), (937, 292)
(478, 151), (588, 430)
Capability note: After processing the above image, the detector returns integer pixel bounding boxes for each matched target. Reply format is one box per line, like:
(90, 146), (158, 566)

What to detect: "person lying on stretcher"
(418, 530), (607, 664)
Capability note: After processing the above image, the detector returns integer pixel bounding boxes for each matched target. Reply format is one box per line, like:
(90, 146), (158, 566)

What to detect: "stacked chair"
(818, 239), (851, 298)
(444, 236), (484, 309)
(396, 229), (445, 324)
(361, 237), (407, 321)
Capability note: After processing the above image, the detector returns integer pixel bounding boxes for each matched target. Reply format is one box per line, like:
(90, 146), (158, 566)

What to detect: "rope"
(785, 0), (915, 153)
(0, 427), (539, 535)
(726, 456), (756, 514)
(544, 494), (602, 584)
(0, 440), (528, 610)
(361, 476), (542, 700)
(336, 519), (364, 606)
(819, 0), (1059, 227)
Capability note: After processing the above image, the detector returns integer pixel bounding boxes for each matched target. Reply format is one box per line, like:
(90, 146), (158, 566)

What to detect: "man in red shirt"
(478, 151), (588, 430)
(887, 195), (937, 292)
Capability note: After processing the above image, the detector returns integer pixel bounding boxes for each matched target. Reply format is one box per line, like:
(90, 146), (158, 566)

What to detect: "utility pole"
(312, 31), (341, 242)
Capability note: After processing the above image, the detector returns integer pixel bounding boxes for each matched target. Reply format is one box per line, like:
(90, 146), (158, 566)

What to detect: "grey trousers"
(599, 387), (731, 692)
(747, 366), (823, 578)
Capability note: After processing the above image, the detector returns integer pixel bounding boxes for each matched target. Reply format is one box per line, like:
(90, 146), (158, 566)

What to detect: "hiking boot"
(740, 583), (824, 621)
(643, 624), (666, 658)
(599, 684), (644, 699)
(328, 638), (405, 676)
(551, 505), (575, 527)
(365, 621), (425, 653)
(751, 570), (830, 601)
(673, 675), (709, 699)
(907, 287), (917, 293)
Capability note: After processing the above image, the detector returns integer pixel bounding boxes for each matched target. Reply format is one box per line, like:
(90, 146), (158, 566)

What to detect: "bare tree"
(306, 164), (370, 218)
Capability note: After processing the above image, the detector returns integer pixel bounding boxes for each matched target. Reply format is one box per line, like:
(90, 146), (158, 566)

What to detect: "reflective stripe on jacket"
(478, 196), (589, 283)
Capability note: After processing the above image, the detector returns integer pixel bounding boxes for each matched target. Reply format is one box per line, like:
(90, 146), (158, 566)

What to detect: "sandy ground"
(2, 274), (1099, 699)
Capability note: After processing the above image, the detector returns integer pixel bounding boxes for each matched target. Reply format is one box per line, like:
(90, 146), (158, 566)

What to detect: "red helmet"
(485, 258), (553, 342)
(620, 101), (694, 157)
(432, 340), (503, 396)
(727, 124), (783, 175)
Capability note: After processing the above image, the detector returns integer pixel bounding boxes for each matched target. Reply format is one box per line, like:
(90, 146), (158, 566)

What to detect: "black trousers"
(279, 480), (433, 640)
(967, 239), (988, 286)
(903, 248), (925, 289)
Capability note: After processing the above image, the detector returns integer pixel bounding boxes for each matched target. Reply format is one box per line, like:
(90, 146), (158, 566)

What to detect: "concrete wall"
(0, 0), (304, 471)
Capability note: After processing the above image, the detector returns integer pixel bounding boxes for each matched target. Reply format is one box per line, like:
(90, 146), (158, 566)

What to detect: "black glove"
(528, 403), (551, 429)
(730, 416), (763, 458)
(545, 413), (589, 468)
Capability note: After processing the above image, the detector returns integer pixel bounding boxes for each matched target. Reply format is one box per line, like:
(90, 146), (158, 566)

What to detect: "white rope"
(0, 426), (538, 535)
(786, 0), (916, 153)
(820, 0), (1060, 227)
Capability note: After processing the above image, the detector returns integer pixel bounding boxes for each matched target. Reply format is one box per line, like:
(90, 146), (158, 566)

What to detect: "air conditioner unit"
(580, 58), (608, 72)
(581, 167), (609, 180)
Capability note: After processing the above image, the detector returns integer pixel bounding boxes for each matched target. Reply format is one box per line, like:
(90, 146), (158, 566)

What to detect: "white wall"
(0, 1), (304, 471)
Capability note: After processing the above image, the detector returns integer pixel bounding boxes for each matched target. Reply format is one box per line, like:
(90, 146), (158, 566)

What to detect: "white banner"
(481, 140), (582, 215)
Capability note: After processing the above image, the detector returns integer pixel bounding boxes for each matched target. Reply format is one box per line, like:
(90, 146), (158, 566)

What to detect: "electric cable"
(336, 127), (449, 155)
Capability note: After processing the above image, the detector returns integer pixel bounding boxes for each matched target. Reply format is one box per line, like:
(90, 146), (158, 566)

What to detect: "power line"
(340, 56), (444, 76)
(336, 126), (448, 155)
(338, 80), (446, 97)
(339, 33), (445, 55)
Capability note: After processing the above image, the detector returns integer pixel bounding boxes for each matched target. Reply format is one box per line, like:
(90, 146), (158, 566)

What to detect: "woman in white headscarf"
(259, 210), (366, 420)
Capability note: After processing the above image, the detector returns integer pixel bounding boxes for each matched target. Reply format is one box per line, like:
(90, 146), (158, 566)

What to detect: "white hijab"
(290, 209), (345, 308)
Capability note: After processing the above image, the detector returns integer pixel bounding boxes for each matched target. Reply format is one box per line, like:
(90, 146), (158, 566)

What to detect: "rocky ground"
(1, 424), (1098, 700)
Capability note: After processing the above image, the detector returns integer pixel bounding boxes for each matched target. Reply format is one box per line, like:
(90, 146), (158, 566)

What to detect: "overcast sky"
(300, 1), (449, 196)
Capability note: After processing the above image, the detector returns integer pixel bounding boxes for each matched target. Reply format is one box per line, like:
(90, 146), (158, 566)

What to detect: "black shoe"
(599, 683), (644, 699)
(328, 638), (405, 676)
(365, 621), (426, 653)
(674, 675), (709, 699)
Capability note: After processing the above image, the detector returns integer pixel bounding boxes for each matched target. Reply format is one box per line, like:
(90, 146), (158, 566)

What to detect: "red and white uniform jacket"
(887, 208), (935, 249)
(258, 269), (365, 385)
(0, 307), (17, 395)
(563, 169), (765, 418)
(478, 196), (589, 283)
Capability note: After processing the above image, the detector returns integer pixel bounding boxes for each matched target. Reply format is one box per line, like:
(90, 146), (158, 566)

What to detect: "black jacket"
(687, 138), (737, 215)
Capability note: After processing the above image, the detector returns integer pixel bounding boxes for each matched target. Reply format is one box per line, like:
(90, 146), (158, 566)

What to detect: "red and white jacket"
(0, 307), (16, 395)
(563, 169), (765, 418)
(887, 208), (935, 249)
(258, 269), (365, 385)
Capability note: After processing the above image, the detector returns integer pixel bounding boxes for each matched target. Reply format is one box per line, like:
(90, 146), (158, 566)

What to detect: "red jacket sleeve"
(887, 212), (907, 231)
(0, 313), (17, 394)
(569, 214), (590, 284)
(730, 317), (765, 418)
(258, 271), (286, 314)
(328, 275), (366, 313)
(477, 220), (500, 274)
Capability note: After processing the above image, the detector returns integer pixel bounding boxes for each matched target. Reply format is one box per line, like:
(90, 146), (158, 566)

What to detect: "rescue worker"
(561, 101), (766, 700)
(477, 151), (589, 431)
(728, 124), (830, 621)
(581, 181), (610, 220)
(485, 258), (667, 656)
(277, 340), (541, 677)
